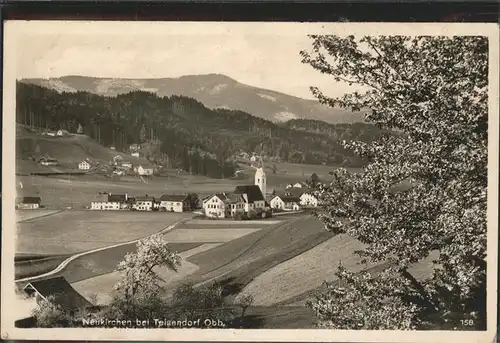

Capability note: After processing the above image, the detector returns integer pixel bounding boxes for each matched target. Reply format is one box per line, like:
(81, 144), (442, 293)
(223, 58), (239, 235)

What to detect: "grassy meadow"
(16, 210), (189, 255)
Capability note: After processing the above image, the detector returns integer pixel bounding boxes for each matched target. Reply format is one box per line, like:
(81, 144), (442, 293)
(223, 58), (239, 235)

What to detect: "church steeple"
(254, 162), (267, 197)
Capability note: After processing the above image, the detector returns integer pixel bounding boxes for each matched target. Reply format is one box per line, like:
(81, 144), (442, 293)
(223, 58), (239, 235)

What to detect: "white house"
(269, 195), (301, 211)
(110, 146), (116, 150)
(129, 144), (140, 152)
(78, 160), (90, 170)
(91, 200), (120, 210)
(160, 194), (189, 213)
(300, 192), (319, 207)
(17, 197), (41, 210)
(91, 194), (130, 210)
(121, 161), (132, 169)
(203, 193), (227, 218)
(293, 182), (304, 188)
(137, 165), (154, 176)
(132, 196), (156, 211)
(131, 152), (140, 158)
(56, 130), (64, 136)
(224, 194), (245, 218)
(269, 195), (285, 210)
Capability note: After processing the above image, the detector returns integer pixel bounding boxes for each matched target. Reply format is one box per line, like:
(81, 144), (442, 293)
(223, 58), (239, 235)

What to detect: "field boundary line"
(192, 216), (307, 287)
(16, 209), (64, 223)
(15, 217), (189, 283)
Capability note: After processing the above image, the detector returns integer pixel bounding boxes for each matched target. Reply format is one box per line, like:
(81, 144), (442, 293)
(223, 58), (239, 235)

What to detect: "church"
(202, 165), (269, 219)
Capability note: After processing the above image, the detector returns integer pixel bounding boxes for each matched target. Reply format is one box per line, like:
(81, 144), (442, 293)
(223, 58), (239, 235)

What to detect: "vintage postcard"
(1, 21), (498, 342)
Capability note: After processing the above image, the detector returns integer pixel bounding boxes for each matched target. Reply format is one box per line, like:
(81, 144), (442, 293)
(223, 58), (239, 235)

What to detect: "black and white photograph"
(1, 21), (498, 342)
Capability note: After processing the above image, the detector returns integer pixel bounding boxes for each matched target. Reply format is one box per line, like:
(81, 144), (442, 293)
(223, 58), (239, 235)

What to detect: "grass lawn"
(162, 228), (262, 243)
(238, 233), (373, 305)
(71, 243), (222, 306)
(15, 254), (71, 280)
(170, 216), (334, 298)
(16, 210), (62, 222)
(16, 210), (188, 255)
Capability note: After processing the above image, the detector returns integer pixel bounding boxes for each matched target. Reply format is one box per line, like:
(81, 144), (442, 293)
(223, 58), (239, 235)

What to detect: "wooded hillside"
(16, 82), (387, 178)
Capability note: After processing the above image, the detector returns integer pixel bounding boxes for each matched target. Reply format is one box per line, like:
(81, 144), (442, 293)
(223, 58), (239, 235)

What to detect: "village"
(17, 162), (322, 220)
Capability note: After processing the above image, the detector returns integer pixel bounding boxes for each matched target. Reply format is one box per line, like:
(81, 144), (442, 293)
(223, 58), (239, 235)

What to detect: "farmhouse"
(234, 185), (267, 212)
(160, 194), (190, 212)
(133, 196), (156, 211)
(23, 276), (92, 313)
(284, 186), (306, 198)
(17, 196), (41, 210)
(269, 195), (301, 211)
(136, 165), (154, 176)
(90, 200), (120, 210)
(78, 160), (90, 170)
(129, 143), (140, 152)
(40, 158), (58, 166)
(131, 152), (140, 158)
(203, 193), (245, 219)
(223, 193), (245, 218)
(203, 193), (227, 218)
(300, 191), (319, 208)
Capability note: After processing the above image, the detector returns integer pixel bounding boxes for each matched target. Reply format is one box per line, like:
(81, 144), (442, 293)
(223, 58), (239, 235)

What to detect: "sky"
(16, 32), (354, 100)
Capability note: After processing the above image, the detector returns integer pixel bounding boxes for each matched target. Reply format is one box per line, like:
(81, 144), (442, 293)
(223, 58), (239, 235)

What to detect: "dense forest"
(16, 82), (388, 178)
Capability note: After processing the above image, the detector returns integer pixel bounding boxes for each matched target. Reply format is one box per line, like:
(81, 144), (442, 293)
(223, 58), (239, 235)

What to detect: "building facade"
(269, 195), (285, 210)
(132, 196), (156, 211)
(90, 201), (120, 210)
(17, 197), (41, 210)
(203, 194), (227, 218)
(300, 192), (319, 207)
(78, 161), (90, 170)
(160, 195), (190, 213)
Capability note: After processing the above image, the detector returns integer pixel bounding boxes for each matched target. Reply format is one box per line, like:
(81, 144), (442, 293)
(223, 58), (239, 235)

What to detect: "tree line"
(16, 82), (388, 178)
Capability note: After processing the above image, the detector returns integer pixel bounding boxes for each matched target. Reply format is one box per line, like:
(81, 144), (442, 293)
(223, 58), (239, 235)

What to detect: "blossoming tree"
(300, 35), (488, 330)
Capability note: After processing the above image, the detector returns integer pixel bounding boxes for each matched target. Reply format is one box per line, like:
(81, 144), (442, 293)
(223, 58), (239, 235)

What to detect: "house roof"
(234, 185), (265, 203)
(108, 194), (127, 202)
(20, 196), (41, 204)
(224, 194), (244, 204)
(160, 194), (188, 202)
(23, 276), (92, 310)
(136, 196), (155, 201)
(282, 196), (301, 203)
(283, 187), (306, 197)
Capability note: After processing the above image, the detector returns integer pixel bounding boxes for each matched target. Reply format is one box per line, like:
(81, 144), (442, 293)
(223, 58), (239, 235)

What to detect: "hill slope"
(19, 74), (365, 124)
(16, 125), (150, 175)
(16, 82), (388, 176)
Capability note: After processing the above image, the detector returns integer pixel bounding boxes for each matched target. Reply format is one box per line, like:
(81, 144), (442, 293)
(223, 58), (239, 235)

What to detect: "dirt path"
(15, 218), (188, 283)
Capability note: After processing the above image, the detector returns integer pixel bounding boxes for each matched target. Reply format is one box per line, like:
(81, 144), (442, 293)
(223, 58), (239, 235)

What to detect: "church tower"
(254, 166), (267, 197)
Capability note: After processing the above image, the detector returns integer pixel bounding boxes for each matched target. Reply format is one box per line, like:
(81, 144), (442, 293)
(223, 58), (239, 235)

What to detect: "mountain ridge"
(19, 74), (366, 124)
